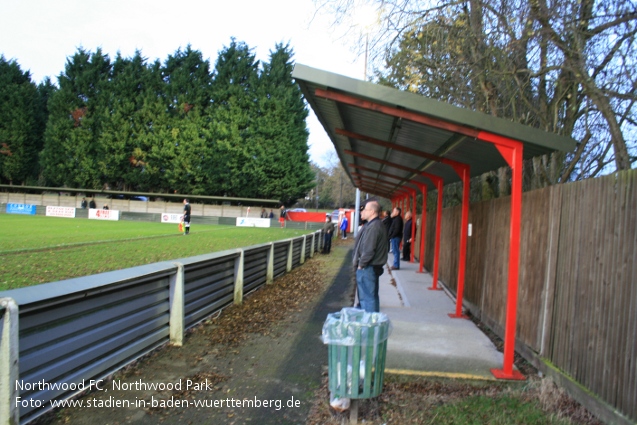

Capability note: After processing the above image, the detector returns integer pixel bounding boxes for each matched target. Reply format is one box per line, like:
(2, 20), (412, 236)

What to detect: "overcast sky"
(0, 0), (367, 166)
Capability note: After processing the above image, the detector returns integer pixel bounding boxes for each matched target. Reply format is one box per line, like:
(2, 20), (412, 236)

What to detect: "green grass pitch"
(0, 215), (310, 291)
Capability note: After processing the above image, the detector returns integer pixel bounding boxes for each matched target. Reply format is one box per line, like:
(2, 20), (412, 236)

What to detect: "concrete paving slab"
(379, 261), (507, 381)
(378, 267), (404, 308)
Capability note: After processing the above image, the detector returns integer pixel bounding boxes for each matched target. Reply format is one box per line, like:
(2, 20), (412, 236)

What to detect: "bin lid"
(321, 307), (392, 346)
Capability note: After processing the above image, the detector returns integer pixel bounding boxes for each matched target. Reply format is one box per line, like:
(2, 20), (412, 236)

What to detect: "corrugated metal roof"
(293, 64), (576, 194)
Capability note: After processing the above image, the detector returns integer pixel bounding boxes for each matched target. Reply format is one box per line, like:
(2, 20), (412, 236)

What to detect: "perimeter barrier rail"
(0, 230), (323, 425)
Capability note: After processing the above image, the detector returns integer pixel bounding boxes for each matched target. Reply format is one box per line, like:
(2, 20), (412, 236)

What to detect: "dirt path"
(40, 241), (355, 425)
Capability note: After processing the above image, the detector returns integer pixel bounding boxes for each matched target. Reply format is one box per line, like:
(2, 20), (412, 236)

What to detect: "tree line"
(0, 40), (315, 205)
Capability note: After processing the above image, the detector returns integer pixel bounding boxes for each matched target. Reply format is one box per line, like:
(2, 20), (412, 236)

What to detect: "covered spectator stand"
(293, 64), (575, 380)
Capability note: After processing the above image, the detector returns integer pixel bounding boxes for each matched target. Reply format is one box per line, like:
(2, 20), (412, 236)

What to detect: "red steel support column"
(410, 189), (417, 262)
(429, 178), (444, 291)
(479, 132), (525, 381)
(448, 164), (470, 319)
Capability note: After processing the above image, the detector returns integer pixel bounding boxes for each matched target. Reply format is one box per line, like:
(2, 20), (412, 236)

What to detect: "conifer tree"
(0, 57), (40, 185)
(156, 47), (214, 194)
(34, 78), (57, 182)
(98, 51), (161, 191)
(40, 48), (112, 188)
(257, 43), (314, 205)
(207, 39), (261, 197)
(162, 46), (212, 113)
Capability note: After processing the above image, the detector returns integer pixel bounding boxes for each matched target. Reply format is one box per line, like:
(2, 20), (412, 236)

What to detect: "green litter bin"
(322, 308), (391, 399)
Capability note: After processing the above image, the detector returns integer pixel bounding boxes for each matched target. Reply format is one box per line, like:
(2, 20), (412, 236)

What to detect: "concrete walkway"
(378, 259), (510, 381)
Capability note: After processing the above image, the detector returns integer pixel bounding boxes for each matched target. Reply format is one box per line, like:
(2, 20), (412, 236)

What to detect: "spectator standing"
(269, 210), (274, 219)
(322, 215), (334, 254)
(382, 210), (392, 233)
(89, 198), (96, 209)
(402, 211), (413, 261)
(340, 214), (349, 239)
(183, 198), (191, 235)
(81, 197), (87, 209)
(352, 200), (388, 312)
(358, 203), (367, 230)
(382, 210), (392, 251)
(388, 207), (403, 270)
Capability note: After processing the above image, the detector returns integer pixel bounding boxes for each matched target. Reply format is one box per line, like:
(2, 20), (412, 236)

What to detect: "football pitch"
(0, 215), (310, 291)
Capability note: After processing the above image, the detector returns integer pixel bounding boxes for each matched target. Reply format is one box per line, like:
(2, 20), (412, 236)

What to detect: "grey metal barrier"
(0, 230), (322, 425)
(273, 240), (292, 279)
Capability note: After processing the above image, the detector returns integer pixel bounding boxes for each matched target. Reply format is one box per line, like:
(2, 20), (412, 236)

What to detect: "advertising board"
(6, 203), (36, 215)
(88, 209), (120, 221)
(236, 217), (270, 228)
(46, 206), (76, 218)
(161, 213), (183, 224)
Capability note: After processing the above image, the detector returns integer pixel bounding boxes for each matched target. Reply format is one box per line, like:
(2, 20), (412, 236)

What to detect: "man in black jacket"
(388, 207), (403, 270)
(382, 210), (392, 231)
(352, 200), (388, 312)
(402, 211), (413, 261)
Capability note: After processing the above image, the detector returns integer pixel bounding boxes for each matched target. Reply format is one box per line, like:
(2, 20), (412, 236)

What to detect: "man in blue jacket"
(340, 215), (349, 239)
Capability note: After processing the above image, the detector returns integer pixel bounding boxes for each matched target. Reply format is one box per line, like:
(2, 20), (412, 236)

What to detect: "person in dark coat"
(382, 210), (392, 251)
(322, 215), (334, 254)
(352, 200), (388, 312)
(402, 211), (413, 261)
(382, 210), (392, 233)
(387, 207), (403, 270)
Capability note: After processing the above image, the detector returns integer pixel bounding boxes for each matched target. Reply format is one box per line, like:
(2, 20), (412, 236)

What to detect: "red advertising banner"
(285, 212), (328, 223)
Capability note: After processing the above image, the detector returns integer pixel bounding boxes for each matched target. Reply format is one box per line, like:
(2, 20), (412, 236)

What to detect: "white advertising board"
(46, 206), (76, 218)
(161, 213), (183, 224)
(236, 217), (270, 228)
(88, 208), (120, 221)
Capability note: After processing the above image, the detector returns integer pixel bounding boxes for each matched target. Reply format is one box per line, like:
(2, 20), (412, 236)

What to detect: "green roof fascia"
(293, 64), (577, 153)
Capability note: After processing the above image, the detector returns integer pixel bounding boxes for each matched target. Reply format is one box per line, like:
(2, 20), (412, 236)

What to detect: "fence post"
(287, 240), (293, 272)
(300, 235), (306, 264)
(1, 298), (19, 425)
(234, 250), (245, 304)
(169, 263), (184, 347)
(310, 232), (315, 258)
(266, 243), (274, 285)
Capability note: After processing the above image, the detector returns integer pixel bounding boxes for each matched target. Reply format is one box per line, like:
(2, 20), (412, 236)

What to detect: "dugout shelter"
(292, 63), (576, 380)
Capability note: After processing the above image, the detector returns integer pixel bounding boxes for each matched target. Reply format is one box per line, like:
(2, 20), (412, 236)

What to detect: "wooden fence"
(415, 169), (636, 424)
